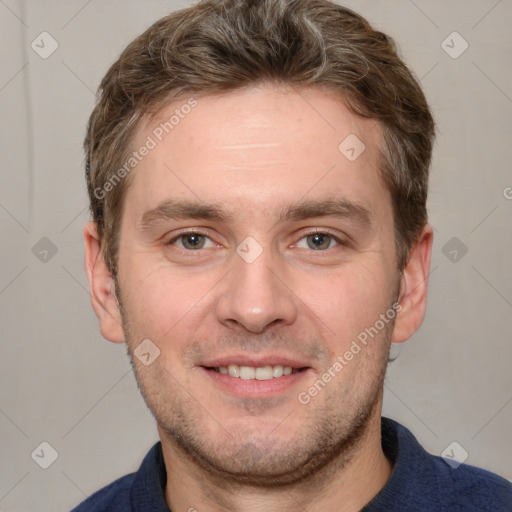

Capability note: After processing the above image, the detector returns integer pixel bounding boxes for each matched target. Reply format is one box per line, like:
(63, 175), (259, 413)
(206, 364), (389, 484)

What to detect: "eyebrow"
(138, 197), (372, 232)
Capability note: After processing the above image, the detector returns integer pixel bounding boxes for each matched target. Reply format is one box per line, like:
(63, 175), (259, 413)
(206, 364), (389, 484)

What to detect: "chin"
(160, 399), (374, 488)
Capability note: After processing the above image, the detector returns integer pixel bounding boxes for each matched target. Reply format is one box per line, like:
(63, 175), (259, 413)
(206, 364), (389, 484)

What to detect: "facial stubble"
(116, 285), (395, 489)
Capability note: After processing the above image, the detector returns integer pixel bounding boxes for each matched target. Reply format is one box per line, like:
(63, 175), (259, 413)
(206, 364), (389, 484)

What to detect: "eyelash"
(165, 229), (347, 252)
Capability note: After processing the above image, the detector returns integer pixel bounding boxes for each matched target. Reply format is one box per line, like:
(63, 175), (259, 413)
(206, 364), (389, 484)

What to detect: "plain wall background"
(0, 0), (511, 510)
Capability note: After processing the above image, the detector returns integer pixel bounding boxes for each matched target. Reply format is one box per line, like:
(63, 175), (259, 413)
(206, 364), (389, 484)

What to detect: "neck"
(159, 401), (392, 512)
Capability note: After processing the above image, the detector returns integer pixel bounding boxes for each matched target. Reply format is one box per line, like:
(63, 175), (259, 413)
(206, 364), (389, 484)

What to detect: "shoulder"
(68, 441), (166, 512)
(430, 453), (512, 510)
(373, 418), (512, 511)
(69, 473), (135, 512)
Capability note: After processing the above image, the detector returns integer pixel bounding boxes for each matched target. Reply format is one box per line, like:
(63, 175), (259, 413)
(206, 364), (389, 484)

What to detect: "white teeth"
(272, 365), (284, 378)
(240, 366), (256, 380)
(217, 364), (295, 380)
(228, 364), (240, 378)
(255, 366), (273, 380)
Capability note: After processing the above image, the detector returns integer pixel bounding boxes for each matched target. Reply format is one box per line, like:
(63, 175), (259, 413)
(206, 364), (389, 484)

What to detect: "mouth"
(205, 364), (307, 380)
(199, 357), (312, 398)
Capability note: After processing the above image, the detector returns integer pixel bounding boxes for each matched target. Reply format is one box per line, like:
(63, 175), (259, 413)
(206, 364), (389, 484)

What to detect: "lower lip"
(200, 367), (311, 398)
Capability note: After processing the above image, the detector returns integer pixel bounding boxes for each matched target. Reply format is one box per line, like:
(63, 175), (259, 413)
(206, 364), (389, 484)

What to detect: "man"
(73, 0), (512, 510)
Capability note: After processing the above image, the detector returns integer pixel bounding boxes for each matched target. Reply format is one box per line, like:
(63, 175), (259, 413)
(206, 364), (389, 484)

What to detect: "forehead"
(124, 84), (388, 224)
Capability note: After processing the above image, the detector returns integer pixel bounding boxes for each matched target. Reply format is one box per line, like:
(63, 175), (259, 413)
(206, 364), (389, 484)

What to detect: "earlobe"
(391, 224), (433, 344)
(83, 221), (125, 344)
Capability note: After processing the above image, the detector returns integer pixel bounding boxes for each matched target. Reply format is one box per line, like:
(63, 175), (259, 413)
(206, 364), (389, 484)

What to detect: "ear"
(392, 224), (433, 344)
(83, 221), (125, 343)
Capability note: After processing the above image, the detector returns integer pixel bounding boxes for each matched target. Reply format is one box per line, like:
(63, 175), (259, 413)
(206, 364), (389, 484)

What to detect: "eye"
(296, 232), (342, 251)
(168, 231), (217, 250)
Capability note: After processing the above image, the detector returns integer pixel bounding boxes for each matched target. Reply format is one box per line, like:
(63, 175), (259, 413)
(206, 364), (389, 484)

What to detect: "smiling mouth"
(204, 364), (308, 381)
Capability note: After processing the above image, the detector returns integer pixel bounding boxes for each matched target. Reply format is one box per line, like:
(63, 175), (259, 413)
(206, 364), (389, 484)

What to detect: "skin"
(84, 84), (433, 512)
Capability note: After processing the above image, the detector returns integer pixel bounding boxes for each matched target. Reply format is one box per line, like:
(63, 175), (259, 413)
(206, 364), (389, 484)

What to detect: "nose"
(215, 246), (299, 334)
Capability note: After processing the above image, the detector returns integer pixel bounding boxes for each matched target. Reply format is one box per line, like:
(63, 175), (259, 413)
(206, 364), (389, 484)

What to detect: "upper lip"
(199, 354), (311, 369)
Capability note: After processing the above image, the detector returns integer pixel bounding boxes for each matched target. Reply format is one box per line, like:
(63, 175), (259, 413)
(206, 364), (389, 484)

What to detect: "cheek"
(296, 260), (394, 347)
(119, 260), (206, 341)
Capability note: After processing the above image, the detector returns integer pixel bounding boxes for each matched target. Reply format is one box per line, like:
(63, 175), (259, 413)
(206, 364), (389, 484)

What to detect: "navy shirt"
(70, 417), (512, 511)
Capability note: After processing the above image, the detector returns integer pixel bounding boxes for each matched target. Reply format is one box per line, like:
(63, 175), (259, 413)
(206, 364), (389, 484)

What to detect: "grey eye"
(171, 232), (216, 250)
(305, 233), (336, 250)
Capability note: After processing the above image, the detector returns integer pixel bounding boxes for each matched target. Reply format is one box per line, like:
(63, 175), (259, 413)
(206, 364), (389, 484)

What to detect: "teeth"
(217, 364), (295, 380)
(228, 364), (240, 378)
(272, 365), (284, 378)
(255, 366), (273, 380)
(240, 366), (255, 380)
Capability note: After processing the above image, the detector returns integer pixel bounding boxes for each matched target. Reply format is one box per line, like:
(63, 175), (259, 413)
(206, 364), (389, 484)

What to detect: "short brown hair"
(85, 0), (435, 276)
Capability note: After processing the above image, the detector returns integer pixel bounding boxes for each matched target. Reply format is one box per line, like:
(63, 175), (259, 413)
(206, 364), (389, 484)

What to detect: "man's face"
(115, 85), (401, 484)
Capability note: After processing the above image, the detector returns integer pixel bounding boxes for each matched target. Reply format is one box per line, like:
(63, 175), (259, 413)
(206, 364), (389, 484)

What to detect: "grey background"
(0, 0), (511, 510)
